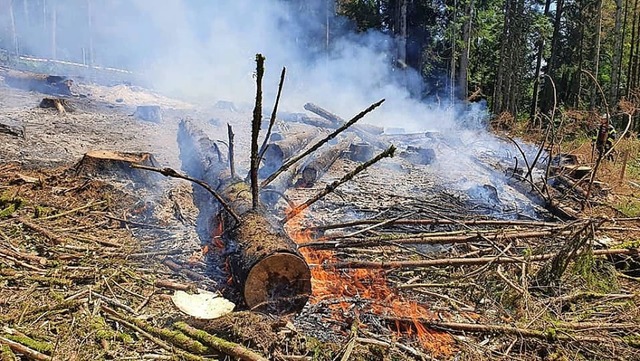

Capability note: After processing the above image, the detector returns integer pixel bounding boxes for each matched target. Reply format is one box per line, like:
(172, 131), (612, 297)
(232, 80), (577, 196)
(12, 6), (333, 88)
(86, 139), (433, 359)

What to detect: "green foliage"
(0, 192), (24, 218)
(571, 251), (619, 293)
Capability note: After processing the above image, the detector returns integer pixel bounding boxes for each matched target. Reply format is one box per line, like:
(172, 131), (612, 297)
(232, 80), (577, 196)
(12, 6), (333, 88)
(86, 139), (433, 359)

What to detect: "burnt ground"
(1, 68), (640, 361)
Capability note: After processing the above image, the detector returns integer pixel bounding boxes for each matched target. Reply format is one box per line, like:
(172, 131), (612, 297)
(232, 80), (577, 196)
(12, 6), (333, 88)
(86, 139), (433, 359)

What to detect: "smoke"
(3, 0), (546, 218)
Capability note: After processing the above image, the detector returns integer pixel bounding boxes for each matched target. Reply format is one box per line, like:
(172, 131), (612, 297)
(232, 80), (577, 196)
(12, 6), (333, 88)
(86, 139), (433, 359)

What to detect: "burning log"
(259, 128), (321, 178)
(294, 136), (353, 187)
(177, 119), (311, 314)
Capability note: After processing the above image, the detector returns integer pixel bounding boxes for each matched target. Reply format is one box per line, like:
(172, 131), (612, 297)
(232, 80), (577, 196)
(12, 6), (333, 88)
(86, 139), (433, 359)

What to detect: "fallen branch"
(386, 319), (628, 344)
(323, 248), (640, 269)
(261, 99), (385, 188)
(0, 336), (51, 361)
(130, 164), (239, 224)
(284, 145), (395, 222)
(174, 322), (268, 361)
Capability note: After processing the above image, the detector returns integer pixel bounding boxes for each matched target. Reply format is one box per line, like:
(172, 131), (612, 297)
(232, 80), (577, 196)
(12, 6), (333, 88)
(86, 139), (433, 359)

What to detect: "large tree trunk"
(590, 0), (603, 109)
(529, 0), (553, 124)
(609, 0), (624, 105)
(458, 0), (473, 101)
(541, 0), (565, 114)
(177, 120), (311, 315)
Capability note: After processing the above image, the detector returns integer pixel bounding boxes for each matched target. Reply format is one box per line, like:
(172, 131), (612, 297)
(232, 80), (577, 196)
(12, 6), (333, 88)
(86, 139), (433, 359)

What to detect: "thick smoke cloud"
(2, 0), (545, 217)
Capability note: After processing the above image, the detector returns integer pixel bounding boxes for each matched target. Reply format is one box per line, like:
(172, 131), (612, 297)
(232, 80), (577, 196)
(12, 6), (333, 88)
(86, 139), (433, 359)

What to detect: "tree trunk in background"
(626, 0), (638, 97)
(458, 0), (473, 101)
(610, 0), (624, 106)
(492, 0), (511, 114)
(590, 0), (603, 109)
(530, 0), (553, 123)
(50, 1), (56, 60)
(396, 0), (408, 67)
(450, 0), (458, 102)
(541, 0), (564, 113)
(87, 0), (94, 66)
(9, 0), (18, 55)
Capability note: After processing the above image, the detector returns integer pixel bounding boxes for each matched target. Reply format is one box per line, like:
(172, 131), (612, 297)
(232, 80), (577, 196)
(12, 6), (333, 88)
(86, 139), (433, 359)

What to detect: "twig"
(340, 319), (359, 361)
(261, 99), (385, 188)
(174, 322), (268, 361)
(37, 200), (107, 221)
(18, 219), (66, 245)
(283, 145), (395, 222)
(228, 124), (236, 178)
(0, 336), (51, 361)
(310, 218), (560, 232)
(90, 290), (137, 315)
(258, 66), (286, 161)
(325, 211), (416, 240)
(130, 164), (239, 224)
(250, 54), (265, 210)
(163, 259), (206, 281)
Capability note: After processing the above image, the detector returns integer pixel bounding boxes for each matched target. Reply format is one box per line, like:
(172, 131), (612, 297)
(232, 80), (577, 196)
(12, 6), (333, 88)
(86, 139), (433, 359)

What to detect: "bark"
(626, 0), (639, 96)
(458, 0), (473, 100)
(590, 0), (603, 109)
(259, 128), (322, 178)
(74, 150), (159, 184)
(295, 135), (353, 187)
(178, 120), (311, 314)
(530, 0), (553, 123)
(610, 0), (625, 105)
(541, 0), (565, 113)
(0, 119), (24, 138)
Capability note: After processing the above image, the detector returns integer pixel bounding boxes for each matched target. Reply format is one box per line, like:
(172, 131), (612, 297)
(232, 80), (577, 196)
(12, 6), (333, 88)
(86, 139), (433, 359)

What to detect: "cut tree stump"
(75, 150), (159, 184)
(134, 105), (162, 123)
(399, 146), (436, 165)
(39, 98), (71, 114)
(0, 118), (25, 138)
(177, 120), (311, 314)
(259, 128), (321, 178)
(348, 142), (374, 162)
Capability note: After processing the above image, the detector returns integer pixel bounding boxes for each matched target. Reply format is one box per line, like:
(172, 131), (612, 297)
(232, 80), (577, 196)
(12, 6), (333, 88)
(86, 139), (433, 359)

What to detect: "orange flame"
(288, 218), (454, 356)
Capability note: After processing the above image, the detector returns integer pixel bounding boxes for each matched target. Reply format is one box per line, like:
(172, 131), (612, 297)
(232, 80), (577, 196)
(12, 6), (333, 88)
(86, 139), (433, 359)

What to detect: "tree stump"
(75, 150), (159, 184)
(134, 105), (162, 123)
(0, 119), (24, 138)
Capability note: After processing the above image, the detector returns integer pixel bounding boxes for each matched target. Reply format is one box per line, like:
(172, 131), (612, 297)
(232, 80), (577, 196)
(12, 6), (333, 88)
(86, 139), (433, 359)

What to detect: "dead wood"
(39, 97), (70, 114)
(134, 105), (162, 123)
(154, 279), (197, 292)
(162, 259), (207, 282)
(284, 145), (396, 222)
(0, 119), (24, 138)
(0, 336), (51, 361)
(261, 99), (385, 188)
(386, 318), (629, 344)
(76, 150), (159, 183)
(131, 164), (239, 224)
(227, 124), (236, 178)
(175, 322), (269, 361)
(309, 218), (560, 232)
(324, 248), (640, 269)
(258, 66), (286, 161)
(533, 220), (596, 292)
(220, 181), (311, 313)
(303, 102), (384, 135)
(259, 128), (322, 178)
(251, 54), (265, 210)
(295, 135), (353, 187)
(0, 68), (73, 96)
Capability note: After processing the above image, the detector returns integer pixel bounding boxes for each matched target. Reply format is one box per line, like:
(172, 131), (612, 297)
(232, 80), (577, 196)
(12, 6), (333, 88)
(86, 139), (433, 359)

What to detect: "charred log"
(259, 128), (321, 178)
(177, 120), (311, 314)
(134, 105), (162, 123)
(348, 142), (374, 162)
(0, 119), (24, 138)
(294, 136), (353, 187)
(399, 146), (436, 165)
(39, 98), (72, 114)
(303, 102), (386, 147)
(0, 67), (73, 96)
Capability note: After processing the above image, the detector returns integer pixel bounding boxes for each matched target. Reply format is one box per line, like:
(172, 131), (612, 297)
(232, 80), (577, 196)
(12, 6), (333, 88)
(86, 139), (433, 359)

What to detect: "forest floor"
(1, 66), (640, 361)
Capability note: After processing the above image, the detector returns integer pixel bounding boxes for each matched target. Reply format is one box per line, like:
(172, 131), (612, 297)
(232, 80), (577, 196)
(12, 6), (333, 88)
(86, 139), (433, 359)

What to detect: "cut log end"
(75, 150), (159, 184)
(244, 252), (311, 314)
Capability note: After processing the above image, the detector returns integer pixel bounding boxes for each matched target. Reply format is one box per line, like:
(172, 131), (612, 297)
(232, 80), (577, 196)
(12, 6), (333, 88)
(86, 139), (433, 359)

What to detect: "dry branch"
(261, 99), (385, 188)
(251, 54), (265, 210)
(324, 248), (640, 269)
(258, 66), (286, 161)
(284, 145), (395, 222)
(175, 322), (268, 361)
(0, 336), (51, 361)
